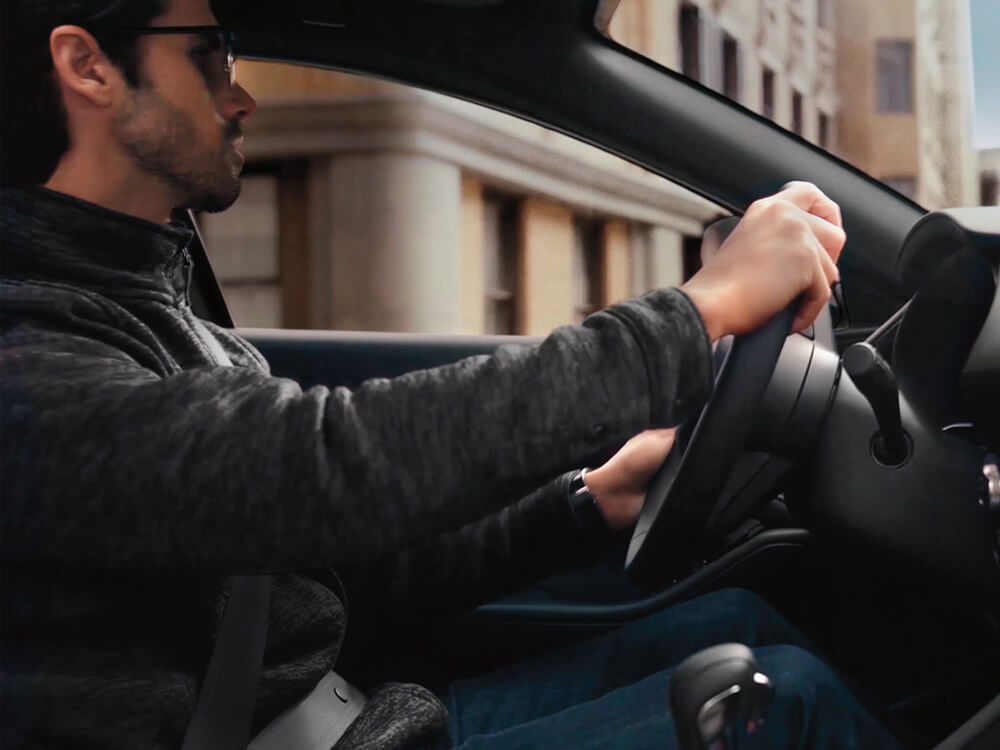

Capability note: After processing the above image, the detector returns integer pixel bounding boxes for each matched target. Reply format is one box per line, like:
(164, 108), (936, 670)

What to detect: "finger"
(646, 427), (677, 440)
(779, 181), (843, 229)
(816, 239), (840, 285)
(792, 256), (833, 332)
(803, 212), (847, 263)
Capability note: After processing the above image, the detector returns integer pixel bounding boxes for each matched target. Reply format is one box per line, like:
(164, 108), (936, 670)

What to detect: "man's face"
(112, 0), (256, 212)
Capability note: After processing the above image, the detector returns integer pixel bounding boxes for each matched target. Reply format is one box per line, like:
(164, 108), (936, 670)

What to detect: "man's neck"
(44, 147), (177, 225)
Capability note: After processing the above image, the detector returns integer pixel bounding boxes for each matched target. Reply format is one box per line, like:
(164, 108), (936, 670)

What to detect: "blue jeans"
(428, 589), (901, 749)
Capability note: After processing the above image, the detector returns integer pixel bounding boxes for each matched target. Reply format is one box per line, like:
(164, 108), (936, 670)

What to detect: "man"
(0, 0), (903, 747)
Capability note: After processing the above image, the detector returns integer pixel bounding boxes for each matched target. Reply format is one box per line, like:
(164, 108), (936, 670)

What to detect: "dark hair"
(0, 0), (168, 187)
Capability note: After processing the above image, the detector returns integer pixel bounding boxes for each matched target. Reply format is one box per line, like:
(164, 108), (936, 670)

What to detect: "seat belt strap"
(179, 284), (272, 748)
(181, 575), (273, 750)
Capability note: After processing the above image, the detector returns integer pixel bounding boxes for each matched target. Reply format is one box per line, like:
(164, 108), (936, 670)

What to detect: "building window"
(722, 34), (740, 100)
(483, 193), (520, 335)
(980, 171), (998, 206)
(682, 234), (703, 281)
(818, 112), (832, 149)
(883, 176), (917, 200)
(792, 91), (804, 135)
(679, 4), (700, 81)
(573, 217), (604, 322)
(762, 67), (775, 120)
(876, 40), (914, 113)
(200, 172), (283, 328)
(817, 0), (834, 29)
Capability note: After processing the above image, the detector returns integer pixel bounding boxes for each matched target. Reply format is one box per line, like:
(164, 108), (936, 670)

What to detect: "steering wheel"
(624, 303), (797, 588)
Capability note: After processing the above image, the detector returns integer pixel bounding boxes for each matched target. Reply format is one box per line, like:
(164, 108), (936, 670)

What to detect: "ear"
(49, 25), (122, 108)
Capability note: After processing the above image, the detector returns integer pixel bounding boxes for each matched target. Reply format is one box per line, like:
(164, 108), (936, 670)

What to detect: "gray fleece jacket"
(0, 186), (713, 748)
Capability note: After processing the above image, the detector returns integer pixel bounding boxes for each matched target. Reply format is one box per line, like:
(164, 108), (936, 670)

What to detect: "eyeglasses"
(109, 26), (236, 91)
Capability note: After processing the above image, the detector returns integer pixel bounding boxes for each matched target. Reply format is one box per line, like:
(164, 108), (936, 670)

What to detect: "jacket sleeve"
(0, 288), (712, 573)
(338, 472), (600, 616)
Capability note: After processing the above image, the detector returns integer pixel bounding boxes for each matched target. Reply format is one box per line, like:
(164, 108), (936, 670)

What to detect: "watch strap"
(567, 468), (612, 540)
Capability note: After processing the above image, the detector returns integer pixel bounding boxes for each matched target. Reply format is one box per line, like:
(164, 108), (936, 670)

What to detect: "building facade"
(610, 0), (839, 148)
(834, 0), (978, 208)
(204, 65), (718, 332)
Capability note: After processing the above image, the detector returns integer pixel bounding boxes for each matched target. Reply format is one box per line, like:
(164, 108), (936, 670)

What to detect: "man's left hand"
(583, 429), (677, 530)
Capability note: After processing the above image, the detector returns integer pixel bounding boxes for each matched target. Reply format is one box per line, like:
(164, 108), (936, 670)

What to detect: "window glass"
(723, 34), (740, 101)
(482, 193), (520, 335)
(982, 171), (999, 207)
(876, 40), (913, 113)
(208, 61), (721, 333)
(572, 217), (603, 323)
(607, 0), (996, 211)
(791, 91), (804, 136)
(679, 4), (701, 80)
(761, 67), (776, 121)
(817, 0), (835, 29)
(818, 112), (832, 150)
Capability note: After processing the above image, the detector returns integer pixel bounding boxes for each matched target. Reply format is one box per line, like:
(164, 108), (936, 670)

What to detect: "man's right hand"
(680, 181), (846, 340)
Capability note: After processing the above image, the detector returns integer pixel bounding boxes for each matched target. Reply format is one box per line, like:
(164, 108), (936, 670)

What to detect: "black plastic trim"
(471, 528), (811, 624)
(241, 328), (541, 390)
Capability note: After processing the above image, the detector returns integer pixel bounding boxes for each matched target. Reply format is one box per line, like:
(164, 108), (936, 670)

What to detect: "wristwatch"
(567, 468), (611, 539)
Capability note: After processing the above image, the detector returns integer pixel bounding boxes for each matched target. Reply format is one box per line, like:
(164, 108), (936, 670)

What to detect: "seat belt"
(179, 297), (272, 748)
(180, 575), (273, 750)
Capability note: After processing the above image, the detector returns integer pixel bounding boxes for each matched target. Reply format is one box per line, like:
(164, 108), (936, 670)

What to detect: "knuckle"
(765, 198), (796, 222)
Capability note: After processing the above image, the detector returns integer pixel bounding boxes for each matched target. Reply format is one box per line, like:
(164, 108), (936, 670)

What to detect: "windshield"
(605, 0), (1000, 210)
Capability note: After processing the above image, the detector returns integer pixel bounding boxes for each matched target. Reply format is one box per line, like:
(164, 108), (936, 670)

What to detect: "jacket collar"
(0, 186), (195, 297)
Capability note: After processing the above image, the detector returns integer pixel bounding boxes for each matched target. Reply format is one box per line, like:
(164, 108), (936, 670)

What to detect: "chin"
(184, 175), (242, 214)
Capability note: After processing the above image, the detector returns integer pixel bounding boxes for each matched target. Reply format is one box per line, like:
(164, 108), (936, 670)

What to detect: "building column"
(602, 220), (631, 306)
(519, 198), (574, 336)
(313, 152), (463, 332)
(648, 226), (685, 289)
(460, 176), (486, 334)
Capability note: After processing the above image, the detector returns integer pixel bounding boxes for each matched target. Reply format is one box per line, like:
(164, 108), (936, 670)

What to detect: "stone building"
(205, 67), (717, 332)
(609, 0), (838, 147)
(834, 0), (978, 208)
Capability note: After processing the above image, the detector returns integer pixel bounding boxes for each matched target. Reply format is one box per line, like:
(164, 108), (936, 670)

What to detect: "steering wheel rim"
(624, 303), (798, 588)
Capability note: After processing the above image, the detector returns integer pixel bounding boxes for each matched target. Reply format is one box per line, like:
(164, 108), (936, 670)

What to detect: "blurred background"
(201, 0), (999, 332)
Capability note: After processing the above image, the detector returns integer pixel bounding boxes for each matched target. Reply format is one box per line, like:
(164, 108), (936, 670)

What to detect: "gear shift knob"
(669, 643), (774, 750)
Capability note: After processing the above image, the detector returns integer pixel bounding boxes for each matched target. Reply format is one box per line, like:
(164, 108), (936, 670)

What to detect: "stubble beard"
(114, 87), (242, 214)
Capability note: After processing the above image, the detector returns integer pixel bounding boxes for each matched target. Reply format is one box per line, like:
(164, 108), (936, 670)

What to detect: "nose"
(221, 81), (257, 123)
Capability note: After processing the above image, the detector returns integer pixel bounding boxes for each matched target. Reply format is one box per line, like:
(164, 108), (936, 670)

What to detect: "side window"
(204, 62), (722, 333)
